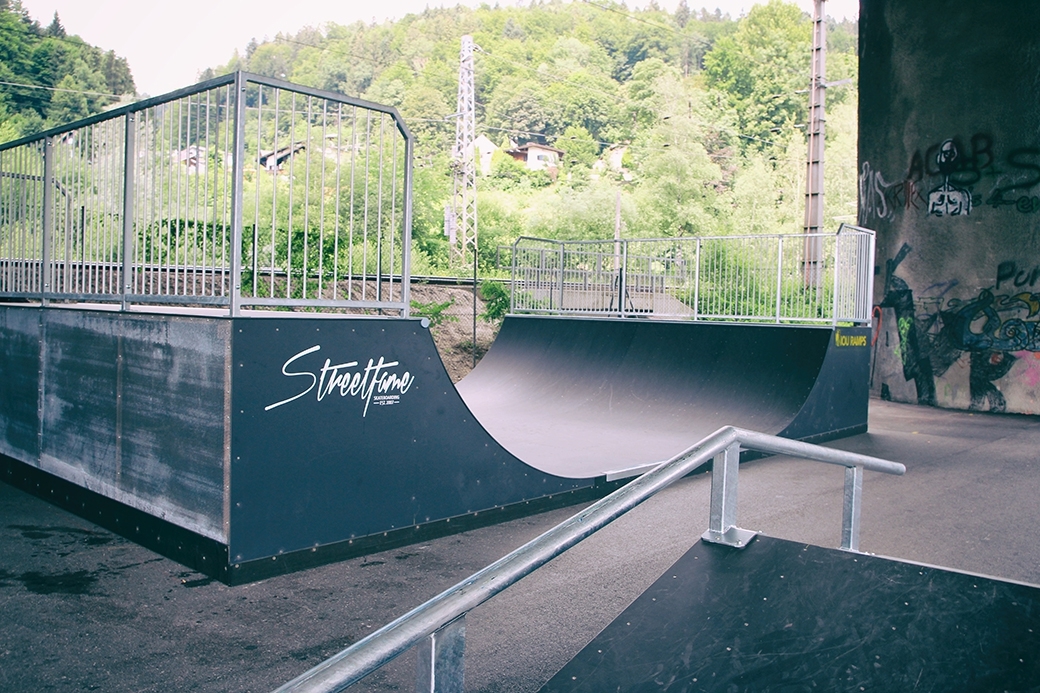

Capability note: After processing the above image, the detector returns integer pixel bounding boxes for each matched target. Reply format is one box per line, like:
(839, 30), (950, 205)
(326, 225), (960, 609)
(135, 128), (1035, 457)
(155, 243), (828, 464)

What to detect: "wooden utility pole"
(803, 0), (826, 285)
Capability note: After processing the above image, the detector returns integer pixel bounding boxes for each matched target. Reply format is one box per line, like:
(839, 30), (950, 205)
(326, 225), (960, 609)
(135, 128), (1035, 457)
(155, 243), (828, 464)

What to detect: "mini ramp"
(0, 307), (869, 583)
(459, 315), (870, 479)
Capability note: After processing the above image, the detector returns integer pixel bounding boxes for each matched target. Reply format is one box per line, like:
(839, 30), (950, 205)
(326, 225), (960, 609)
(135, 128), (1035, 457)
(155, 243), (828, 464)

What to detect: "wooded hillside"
(204, 0), (857, 274)
(0, 0), (135, 142)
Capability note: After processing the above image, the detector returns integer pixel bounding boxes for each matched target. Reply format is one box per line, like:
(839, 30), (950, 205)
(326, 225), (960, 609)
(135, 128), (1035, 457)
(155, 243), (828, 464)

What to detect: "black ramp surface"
(229, 317), (591, 564)
(457, 316), (868, 479)
(541, 536), (1040, 692)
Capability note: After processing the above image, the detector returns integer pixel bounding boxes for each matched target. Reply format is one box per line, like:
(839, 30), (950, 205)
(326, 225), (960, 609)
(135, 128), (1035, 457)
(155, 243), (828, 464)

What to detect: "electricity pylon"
(448, 35), (477, 270)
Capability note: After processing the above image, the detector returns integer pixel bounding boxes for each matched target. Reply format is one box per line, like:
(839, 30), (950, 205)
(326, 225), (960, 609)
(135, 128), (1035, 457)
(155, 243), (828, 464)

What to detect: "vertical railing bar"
(0, 149), (6, 291)
(221, 84), (232, 298)
(156, 104), (166, 295)
(175, 95), (185, 295)
(190, 92), (200, 296)
(348, 105), (358, 301)
(202, 89), (212, 296)
(58, 138), (68, 294)
(693, 237), (700, 321)
(318, 99), (328, 299)
(332, 102), (343, 301)
(302, 94), (312, 300)
(389, 115), (399, 306)
(556, 241), (564, 311)
(376, 113), (385, 304)
(399, 111), (412, 316)
(41, 136), (53, 302)
(831, 232), (841, 325)
(775, 236), (783, 323)
(252, 84), (264, 300)
(99, 123), (108, 294)
(269, 87), (280, 299)
(363, 109), (372, 301)
(121, 113), (135, 310)
(286, 90), (297, 299)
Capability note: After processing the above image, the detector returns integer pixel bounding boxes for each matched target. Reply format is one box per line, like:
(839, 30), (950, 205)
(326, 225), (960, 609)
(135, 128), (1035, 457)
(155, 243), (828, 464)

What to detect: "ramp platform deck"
(541, 535), (1040, 692)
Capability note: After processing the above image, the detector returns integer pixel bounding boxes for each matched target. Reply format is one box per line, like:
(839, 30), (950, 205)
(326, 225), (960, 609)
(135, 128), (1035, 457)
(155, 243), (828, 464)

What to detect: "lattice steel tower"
(448, 35), (477, 269)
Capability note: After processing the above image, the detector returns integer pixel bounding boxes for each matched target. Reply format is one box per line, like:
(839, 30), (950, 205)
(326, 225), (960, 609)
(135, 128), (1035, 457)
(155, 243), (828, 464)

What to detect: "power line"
(578, 0), (686, 35)
(0, 79), (125, 99)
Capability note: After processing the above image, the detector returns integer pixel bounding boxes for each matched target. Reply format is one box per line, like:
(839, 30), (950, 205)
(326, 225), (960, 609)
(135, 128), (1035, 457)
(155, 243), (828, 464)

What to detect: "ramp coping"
(272, 426), (904, 693)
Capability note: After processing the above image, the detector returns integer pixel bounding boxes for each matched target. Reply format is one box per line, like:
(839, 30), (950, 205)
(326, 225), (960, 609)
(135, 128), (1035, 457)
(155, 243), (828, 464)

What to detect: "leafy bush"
(410, 297), (458, 327)
(479, 281), (510, 323)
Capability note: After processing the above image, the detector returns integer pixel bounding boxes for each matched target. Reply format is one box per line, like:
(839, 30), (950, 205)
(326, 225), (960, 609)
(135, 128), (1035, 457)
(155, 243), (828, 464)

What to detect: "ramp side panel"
(0, 306), (42, 463)
(541, 536), (1040, 692)
(459, 317), (835, 478)
(37, 310), (228, 542)
(781, 325), (872, 441)
(228, 317), (591, 563)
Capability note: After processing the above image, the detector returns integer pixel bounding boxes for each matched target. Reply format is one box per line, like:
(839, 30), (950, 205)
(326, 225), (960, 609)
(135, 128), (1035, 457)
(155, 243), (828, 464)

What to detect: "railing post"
(41, 137), (54, 301)
(619, 240), (627, 318)
(121, 112), (136, 311)
(557, 242), (564, 311)
(701, 442), (756, 548)
(229, 72), (247, 317)
(692, 238), (700, 321)
(415, 616), (465, 693)
(401, 122), (413, 318)
(831, 231), (843, 324)
(510, 239), (518, 313)
(862, 229), (876, 323)
(775, 235), (783, 323)
(841, 465), (863, 551)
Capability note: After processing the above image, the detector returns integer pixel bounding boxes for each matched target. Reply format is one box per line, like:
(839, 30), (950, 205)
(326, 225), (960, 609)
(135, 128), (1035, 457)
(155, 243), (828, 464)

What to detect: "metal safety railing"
(272, 426), (904, 693)
(510, 225), (875, 325)
(0, 71), (413, 315)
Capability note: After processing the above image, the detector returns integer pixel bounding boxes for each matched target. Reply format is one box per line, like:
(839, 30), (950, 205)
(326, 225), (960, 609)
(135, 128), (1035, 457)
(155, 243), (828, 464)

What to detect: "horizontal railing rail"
(510, 225), (875, 325)
(272, 426), (904, 693)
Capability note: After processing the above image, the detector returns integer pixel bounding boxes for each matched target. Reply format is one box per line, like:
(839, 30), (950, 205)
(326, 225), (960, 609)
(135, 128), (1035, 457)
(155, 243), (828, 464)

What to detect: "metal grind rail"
(272, 426), (904, 693)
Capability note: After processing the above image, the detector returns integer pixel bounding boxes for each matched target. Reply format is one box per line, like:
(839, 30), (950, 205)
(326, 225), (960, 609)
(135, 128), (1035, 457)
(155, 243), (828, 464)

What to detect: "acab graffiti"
(879, 244), (1040, 412)
(861, 133), (1040, 221)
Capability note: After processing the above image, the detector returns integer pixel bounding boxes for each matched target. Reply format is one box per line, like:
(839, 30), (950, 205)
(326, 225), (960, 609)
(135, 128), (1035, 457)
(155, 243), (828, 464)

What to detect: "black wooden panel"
(228, 317), (591, 563)
(0, 306), (41, 462)
(781, 325), (871, 441)
(38, 310), (227, 541)
(541, 536), (1040, 692)
(39, 310), (120, 482)
(118, 316), (228, 540)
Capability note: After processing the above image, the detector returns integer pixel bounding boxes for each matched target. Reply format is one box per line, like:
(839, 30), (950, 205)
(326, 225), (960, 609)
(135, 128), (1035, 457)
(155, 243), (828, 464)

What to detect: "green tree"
(556, 125), (598, 169)
(702, 1), (811, 152)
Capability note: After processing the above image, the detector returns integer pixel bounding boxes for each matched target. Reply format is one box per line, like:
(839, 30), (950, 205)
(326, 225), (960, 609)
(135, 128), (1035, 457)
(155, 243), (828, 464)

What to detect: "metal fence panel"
(0, 72), (413, 315)
(510, 226), (875, 325)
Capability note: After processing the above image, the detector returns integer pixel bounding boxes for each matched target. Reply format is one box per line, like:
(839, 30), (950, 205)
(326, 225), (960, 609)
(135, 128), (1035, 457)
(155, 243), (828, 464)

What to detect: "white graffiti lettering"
(859, 161), (893, 221)
(264, 345), (414, 416)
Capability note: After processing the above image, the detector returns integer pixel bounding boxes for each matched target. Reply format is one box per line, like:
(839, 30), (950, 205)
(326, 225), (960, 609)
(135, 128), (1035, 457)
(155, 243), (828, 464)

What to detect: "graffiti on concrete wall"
(861, 133), (1040, 221)
(879, 244), (1040, 412)
(927, 139), (973, 217)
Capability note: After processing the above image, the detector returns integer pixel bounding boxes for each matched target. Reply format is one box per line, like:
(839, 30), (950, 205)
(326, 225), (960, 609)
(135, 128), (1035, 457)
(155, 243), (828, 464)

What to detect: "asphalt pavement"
(1, 399), (1038, 692)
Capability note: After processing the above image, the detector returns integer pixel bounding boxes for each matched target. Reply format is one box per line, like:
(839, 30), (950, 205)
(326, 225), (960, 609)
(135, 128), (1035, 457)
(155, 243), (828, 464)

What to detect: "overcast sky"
(18, 0), (859, 97)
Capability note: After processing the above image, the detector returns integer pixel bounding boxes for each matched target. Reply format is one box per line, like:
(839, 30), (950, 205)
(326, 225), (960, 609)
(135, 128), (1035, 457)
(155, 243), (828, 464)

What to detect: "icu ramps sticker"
(834, 329), (868, 347)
